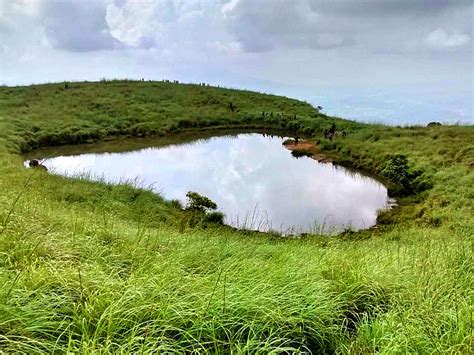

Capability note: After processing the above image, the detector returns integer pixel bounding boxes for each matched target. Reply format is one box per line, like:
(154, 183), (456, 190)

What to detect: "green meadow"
(0, 81), (472, 353)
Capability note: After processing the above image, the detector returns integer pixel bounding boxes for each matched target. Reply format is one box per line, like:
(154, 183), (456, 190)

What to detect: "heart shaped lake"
(27, 132), (392, 234)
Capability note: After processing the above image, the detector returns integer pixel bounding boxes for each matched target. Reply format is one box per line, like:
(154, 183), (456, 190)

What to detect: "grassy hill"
(0, 81), (472, 353)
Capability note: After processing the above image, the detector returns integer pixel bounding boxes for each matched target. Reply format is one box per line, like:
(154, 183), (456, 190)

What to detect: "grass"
(0, 80), (472, 353)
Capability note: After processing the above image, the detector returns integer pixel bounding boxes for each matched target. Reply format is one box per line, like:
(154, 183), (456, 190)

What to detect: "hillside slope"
(0, 81), (472, 353)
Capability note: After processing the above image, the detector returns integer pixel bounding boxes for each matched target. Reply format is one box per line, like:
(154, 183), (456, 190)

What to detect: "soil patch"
(283, 139), (333, 163)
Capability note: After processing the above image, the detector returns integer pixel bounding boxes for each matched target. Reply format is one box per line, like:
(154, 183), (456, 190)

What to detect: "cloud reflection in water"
(43, 134), (389, 234)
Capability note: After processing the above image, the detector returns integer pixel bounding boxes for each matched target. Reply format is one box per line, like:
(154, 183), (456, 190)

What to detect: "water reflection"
(36, 133), (390, 234)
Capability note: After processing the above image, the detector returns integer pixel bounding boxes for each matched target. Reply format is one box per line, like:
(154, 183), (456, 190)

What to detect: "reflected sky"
(39, 134), (389, 234)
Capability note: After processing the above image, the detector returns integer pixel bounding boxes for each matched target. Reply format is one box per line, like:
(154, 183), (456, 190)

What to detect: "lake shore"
(283, 138), (334, 163)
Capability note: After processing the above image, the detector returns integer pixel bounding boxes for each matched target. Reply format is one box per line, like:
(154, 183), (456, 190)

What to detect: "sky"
(1, 0), (473, 125)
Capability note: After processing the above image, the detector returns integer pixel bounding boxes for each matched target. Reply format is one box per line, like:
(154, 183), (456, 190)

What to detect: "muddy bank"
(282, 139), (333, 163)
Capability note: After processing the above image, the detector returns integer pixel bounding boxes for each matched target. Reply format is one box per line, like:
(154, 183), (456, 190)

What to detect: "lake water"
(29, 133), (391, 234)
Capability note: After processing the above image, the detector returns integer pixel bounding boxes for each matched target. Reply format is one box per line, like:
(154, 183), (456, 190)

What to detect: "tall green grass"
(0, 81), (472, 353)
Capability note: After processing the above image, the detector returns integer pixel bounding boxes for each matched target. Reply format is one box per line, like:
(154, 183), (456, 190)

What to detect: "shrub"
(204, 211), (225, 225)
(185, 191), (217, 212)
(170, 199), (183, 210)
(181, 192), (227, 228)
(381, 155), (411, 187)
(380, 154), (431, 196)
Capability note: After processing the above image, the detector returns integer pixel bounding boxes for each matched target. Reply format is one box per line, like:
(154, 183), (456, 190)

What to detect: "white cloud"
(221, 0), (239, 17)
(39, 0), (120, 51)
(221, 0), (473, 53)
(425, 28), (471, 49)
(208, 40), (242, 54)
(316, 34), (345, 48)
(106, 0), (178, 47)
(104, 0), (232, 50)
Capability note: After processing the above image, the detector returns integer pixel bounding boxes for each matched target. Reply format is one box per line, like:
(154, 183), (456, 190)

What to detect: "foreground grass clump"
(0, 81), (472, 353)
